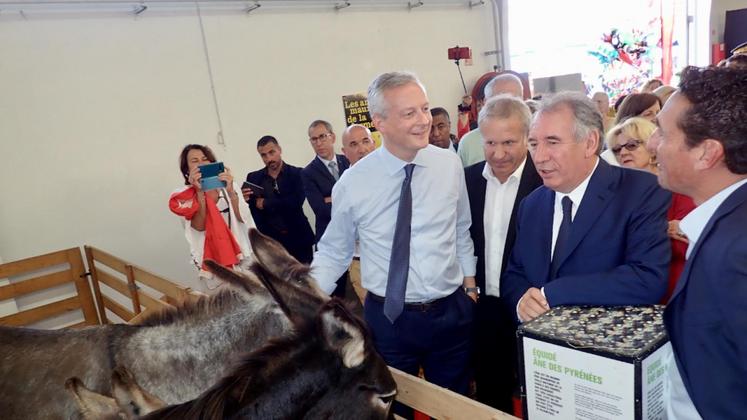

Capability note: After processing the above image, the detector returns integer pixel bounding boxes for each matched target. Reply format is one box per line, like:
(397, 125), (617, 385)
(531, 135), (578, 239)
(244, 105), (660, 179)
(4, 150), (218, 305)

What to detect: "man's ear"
(694, 139), (725, 170)
(585, 130), (601, 158)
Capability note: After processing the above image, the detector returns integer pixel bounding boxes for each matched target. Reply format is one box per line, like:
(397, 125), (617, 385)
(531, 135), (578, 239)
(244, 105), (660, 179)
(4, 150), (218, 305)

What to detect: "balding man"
(458, 73), (524, 167)
(341, 124), (376, 165)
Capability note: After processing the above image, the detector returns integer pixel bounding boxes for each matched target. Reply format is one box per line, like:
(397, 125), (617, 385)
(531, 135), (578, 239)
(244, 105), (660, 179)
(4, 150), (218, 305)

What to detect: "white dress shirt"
(482, 157), (526, 297)
(550, 158), (599, 258)
(518, 158), (599, 321)
(665, 177), (747, 420)
(311, 144), (477, 302)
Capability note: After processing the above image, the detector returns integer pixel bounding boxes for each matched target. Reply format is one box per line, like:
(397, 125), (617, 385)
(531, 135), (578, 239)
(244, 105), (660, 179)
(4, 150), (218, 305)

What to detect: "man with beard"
(243, 135), (315, 263)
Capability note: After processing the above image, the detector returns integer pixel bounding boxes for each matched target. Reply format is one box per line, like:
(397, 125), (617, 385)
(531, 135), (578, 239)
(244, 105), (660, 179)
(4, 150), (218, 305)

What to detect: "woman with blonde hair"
(606, 118), (695, 302)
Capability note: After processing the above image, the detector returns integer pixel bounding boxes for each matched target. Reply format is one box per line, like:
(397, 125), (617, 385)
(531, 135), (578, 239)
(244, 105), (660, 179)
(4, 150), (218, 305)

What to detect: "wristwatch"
(464, 287), (480, 295)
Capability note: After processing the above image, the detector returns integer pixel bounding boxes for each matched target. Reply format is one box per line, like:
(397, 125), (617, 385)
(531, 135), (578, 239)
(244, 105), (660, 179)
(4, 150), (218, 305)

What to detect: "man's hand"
(241, 187), (253, 202)
(256, 197), (265, 210)
(518, 287), (550, 322)
(324, 196), (332, 204)
(463, 276), (478, 303)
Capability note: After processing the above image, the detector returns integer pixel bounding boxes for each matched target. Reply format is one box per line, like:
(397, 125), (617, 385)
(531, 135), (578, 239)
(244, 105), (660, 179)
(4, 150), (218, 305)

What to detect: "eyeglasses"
(309, 132), (332, 144)
(611, 140), (643, 155)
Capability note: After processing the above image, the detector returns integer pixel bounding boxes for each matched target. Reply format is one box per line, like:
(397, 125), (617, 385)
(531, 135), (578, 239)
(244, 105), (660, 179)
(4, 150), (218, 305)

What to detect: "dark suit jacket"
(664, 182), (747, 418)
(246, 163), (315, 251)
(501, 159), (671, 322)
(465, 155), (543, 294)
(301, 154), (350, 242)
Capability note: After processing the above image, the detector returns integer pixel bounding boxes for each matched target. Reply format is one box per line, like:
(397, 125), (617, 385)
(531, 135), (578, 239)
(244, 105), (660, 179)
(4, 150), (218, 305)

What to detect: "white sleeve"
(455, 160), (477, 277)
(310, 181), (356, 295)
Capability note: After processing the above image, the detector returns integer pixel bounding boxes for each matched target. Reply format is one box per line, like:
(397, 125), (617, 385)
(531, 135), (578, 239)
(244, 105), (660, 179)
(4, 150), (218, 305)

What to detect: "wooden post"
(84, 246), (108, 324)
(68, 248), (99, 325)
(125, 264), (141, 315)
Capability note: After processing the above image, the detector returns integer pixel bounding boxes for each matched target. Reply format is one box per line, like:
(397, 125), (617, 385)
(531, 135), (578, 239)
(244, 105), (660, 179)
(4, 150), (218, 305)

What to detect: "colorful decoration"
(587, 26), (659, 102)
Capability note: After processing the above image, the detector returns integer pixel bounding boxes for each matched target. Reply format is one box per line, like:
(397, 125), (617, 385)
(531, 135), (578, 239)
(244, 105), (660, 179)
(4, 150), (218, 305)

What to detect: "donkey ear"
(319, 301), (366, 368)
(248, 229), (329, 300)
(65, 377), (122, 420)
(204, 260), (265, 296)
(111, 366), (165, 417)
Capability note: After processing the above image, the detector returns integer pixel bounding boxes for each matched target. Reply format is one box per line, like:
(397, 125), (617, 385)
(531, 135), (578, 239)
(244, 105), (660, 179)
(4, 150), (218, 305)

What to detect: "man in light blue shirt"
(648, 65), (747, 419)
(311, 71), (478, 397)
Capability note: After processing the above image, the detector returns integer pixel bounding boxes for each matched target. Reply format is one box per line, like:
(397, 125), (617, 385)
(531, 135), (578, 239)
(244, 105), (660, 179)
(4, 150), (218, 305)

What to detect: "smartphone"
(198, 162), (226, 191)
(242, 181), (265, 196)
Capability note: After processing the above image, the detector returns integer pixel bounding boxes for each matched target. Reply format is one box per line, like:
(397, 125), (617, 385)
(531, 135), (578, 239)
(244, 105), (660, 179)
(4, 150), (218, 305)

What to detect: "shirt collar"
(380, 143), (431, 175)
(680, 178), (747, 257)
(318, 155), (335, 166)
(482, 156), (527, 185)
(555, 157), (599, 206)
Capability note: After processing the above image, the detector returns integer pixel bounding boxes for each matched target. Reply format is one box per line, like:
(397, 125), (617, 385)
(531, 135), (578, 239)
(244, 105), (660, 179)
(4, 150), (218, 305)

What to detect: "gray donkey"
(0, 229), (349, 419)
(66, 261), (396, 419)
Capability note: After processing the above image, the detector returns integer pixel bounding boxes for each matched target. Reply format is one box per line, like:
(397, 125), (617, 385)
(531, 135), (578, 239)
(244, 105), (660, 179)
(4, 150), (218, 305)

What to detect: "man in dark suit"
(301, 119), (350, 243)
(501, 92), (670, 324)
(243, 135), (315, 263)
(648, 66), (747, 419)
(465, 95), (542, 413)
(302, 119), (350, 298)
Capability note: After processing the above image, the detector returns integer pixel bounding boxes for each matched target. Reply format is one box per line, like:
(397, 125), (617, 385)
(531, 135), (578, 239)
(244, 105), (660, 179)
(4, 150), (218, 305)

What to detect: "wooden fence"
(0, 248), (516, 419)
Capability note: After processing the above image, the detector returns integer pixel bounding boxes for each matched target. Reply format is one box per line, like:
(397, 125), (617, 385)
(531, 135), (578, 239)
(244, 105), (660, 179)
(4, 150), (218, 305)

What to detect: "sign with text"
(341, 93), (381, 148)
(518, 306), (671, 420)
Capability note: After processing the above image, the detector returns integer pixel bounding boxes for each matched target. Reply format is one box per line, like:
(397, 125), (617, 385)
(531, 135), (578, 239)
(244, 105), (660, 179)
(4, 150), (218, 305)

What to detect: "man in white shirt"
(649, 65), (747, 419)
(464, 95), (542, 412)
(458, 73), (524, 167)
(311, 71), (478, 398)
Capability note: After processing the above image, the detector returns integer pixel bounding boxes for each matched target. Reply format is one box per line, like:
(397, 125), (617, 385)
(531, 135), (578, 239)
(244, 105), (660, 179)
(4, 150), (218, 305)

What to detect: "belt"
(367, 292), (451, 312)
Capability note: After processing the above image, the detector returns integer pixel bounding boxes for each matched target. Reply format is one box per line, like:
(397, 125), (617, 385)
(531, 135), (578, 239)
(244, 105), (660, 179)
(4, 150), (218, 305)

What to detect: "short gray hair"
(478, 94), (532, 136)
(367, 71), (426, 118)
(483, 73), (523, 99)
(535, 92), (604, 154)
(308, 119), (334, 134)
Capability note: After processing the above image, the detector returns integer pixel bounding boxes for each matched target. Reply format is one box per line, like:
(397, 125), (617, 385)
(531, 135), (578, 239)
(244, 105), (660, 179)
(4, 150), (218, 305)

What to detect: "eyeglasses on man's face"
(612, 139), (643, 155)
(309, 132), (333, 144)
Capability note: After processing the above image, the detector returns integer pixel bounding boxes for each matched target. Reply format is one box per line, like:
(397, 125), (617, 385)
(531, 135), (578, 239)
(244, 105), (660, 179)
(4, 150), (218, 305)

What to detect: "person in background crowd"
(591, 91), (615, 134)
(606, 117), (695, 302)
(302, 120), (350, 243)
(341, 124), (376, 165)
(615, 92), (661, 124)
(458, 73), (524, 167)
(311, 71), (477, 405)
(429, 107), (458, 152)
(243, 136), (315, 264)
(501, 92), (670, 324)
(169, 144), (253, 293)
(641, 78), (664, 93)
(653, 85), (676, 105)
(464, 94), (542, 413)
(650, 65), (747, 419)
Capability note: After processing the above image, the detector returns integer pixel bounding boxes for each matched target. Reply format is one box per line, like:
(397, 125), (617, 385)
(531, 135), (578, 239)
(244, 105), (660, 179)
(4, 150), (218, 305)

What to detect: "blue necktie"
(384, 163), (415, 323)
(551, 196), (573, 279)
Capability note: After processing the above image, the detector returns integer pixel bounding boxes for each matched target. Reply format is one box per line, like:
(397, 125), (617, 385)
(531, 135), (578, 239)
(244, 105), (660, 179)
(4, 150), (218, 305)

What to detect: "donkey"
(68, 263), (396, 419)
(0, 229), (383, 419)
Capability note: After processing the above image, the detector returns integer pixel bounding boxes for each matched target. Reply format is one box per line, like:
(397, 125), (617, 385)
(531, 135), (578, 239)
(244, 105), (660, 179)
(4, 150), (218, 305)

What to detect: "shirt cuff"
(459, 255), (478, 278)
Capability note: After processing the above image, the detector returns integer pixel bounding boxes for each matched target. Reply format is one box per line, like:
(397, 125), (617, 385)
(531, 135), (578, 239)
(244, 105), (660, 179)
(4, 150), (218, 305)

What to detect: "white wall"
(0, 2), (498, 290)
